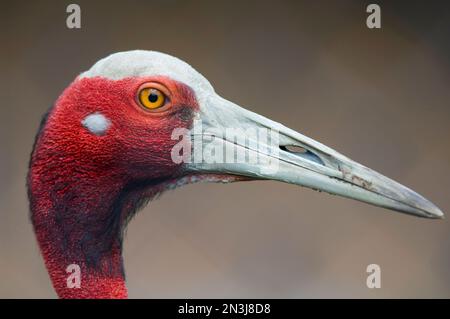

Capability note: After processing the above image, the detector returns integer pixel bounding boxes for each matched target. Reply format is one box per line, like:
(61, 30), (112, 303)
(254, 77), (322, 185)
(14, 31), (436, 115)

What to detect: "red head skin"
(28, 76), (200, 298)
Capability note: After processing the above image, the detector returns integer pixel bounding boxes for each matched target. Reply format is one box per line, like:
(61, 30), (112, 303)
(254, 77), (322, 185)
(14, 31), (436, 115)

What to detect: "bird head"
(28, 50), (443, 298)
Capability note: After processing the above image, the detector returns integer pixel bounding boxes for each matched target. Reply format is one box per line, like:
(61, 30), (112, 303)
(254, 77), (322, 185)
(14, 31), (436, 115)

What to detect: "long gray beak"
(184, 94), (443, 219)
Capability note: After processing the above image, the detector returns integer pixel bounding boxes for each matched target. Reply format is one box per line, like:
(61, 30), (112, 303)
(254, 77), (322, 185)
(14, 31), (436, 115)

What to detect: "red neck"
(27, 118), (136, 298)
(29, 168), (129, 298)
(37, 231), (128, 299)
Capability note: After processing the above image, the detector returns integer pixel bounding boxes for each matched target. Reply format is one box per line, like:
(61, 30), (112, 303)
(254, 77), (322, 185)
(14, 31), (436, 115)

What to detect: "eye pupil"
(138, 85), (167, 111)
(148, 92), (158, 103)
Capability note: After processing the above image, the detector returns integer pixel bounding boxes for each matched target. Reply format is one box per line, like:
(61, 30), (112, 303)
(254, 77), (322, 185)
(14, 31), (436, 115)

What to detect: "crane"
(27, 50), (443, 298)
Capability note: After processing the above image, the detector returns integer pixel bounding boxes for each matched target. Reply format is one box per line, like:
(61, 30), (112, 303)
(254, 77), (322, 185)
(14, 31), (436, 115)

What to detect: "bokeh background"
(1, 0), (450, 298)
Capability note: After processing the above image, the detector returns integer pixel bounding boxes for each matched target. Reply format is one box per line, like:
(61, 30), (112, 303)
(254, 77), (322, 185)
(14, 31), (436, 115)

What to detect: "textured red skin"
(28, 76), (202, 299)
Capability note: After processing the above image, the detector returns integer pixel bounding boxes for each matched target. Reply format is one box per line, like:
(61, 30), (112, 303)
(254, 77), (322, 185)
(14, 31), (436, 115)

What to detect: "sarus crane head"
(28, 50), (443, 299)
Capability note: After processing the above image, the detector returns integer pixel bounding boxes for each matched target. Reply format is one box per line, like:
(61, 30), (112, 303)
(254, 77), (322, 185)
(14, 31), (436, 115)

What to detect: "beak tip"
(422, 204), (444, 219)
(431, 209), (445, 219)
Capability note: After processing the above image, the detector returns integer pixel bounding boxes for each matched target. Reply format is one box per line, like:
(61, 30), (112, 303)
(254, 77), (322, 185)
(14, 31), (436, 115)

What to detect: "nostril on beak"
(280, 145), (325, 166)
(280, 145), (307, 154)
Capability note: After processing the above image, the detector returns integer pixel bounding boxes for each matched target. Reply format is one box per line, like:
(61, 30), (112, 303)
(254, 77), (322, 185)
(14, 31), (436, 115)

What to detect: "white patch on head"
(79, 50), (215, 104)
(81, 112), (111, 136)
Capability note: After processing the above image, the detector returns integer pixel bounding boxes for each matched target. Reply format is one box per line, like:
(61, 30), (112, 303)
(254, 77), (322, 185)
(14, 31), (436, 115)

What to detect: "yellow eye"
(138, 87), (166, 110)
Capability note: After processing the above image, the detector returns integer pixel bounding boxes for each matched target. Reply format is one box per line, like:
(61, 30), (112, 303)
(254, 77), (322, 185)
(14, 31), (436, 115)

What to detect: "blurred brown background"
(1, 0), (450, 298)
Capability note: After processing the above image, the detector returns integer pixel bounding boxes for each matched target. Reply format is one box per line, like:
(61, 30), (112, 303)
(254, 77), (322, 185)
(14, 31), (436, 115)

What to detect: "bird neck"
(27, 134), (137, 299)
